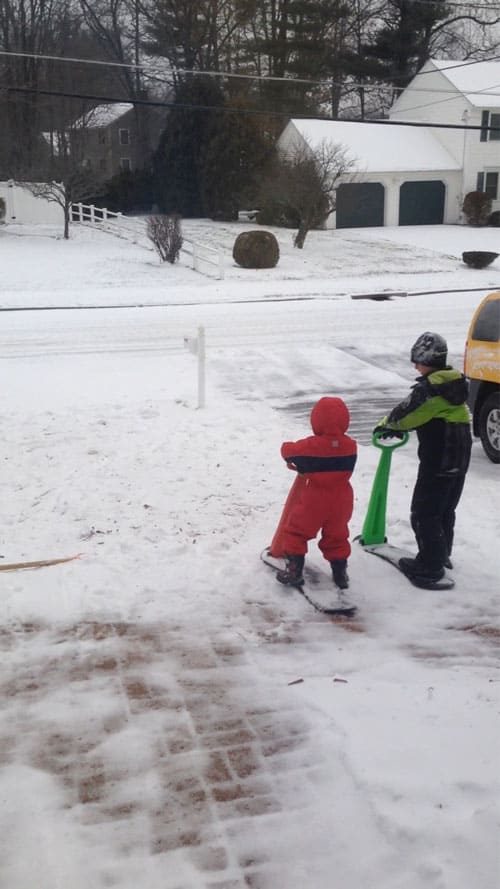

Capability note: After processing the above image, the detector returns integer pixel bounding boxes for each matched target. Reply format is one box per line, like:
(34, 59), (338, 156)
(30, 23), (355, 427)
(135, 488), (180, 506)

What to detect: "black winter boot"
(330, 559), (349, 589)
(277, 554), (305, 585)
(399, 557), (444, 582)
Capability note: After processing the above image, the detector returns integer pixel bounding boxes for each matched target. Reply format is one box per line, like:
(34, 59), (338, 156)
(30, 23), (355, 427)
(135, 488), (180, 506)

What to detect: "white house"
(277, 58), (500, 229)
(390, 59), (500, 216)
(278, 118), (462, 228)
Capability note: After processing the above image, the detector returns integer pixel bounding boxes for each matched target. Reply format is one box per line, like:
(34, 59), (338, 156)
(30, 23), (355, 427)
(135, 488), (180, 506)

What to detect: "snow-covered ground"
(0, 219), (499, 889)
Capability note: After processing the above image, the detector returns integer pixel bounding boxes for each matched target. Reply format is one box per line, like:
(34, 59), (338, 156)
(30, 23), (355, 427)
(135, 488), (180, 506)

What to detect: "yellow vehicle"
(464, 291), (500, 462)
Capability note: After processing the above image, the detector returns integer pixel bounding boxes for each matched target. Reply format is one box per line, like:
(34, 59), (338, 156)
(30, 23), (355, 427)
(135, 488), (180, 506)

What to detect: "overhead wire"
(1, 49), (499, 132)
(397, 0), (500, 9)
(0, 48), (500, 97)
(4, 84), (499, 131)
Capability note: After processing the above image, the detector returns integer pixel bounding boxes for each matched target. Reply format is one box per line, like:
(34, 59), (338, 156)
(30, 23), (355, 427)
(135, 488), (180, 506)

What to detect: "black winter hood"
(424, 368), (469, 406)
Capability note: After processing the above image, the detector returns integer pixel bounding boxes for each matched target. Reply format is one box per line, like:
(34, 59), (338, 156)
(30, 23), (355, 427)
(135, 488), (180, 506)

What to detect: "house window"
(480, 111), (500, 142)
(99, 158), (107, 171)
(491, 113), (500, 142)
(485, 172), (499, 200)
(119, 128), (130, 146)
(98, 129), (106, 145)
(120, 157), (131, 171)
(477, 171), (499, 199)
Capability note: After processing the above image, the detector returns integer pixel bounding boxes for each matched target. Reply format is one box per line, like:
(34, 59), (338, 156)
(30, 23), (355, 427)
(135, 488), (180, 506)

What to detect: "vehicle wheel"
(479, 392), (500, 463)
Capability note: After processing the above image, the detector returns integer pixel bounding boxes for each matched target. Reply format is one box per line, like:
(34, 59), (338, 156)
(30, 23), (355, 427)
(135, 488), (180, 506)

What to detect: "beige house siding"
(71, 106), (165, 178)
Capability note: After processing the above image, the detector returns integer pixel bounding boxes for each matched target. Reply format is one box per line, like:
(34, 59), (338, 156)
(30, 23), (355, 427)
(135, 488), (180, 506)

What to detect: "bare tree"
(258, 140), (355, 248)
(18, 119), (106, 239)
(78, 0), (159, 163)
(362, 0), (500, 92)
(20, 167), (104, 238)
(146, 212), (183, 261)
(0, 0), (57, 174)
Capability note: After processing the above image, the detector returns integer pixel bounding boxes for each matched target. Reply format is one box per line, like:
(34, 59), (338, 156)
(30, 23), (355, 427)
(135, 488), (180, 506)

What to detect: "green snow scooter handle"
(359, 429), (410, 546)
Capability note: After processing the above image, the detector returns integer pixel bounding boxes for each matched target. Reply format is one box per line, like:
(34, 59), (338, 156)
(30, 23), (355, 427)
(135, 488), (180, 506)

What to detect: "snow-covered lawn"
(0, 220), (499, 889)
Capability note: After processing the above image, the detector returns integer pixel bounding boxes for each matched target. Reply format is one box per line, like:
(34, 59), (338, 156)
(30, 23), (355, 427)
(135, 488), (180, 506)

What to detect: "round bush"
(233, 230), (280, 269)
(488, 210), (500, 227)
(462, 191), (492, 226)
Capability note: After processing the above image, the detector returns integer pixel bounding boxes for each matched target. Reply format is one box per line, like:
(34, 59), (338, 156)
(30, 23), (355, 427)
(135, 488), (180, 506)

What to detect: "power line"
(1, 49), (500, 98)
(5, 84), (500, 130)
(0, 49), (143, 72)
(404, 0), (500, 9)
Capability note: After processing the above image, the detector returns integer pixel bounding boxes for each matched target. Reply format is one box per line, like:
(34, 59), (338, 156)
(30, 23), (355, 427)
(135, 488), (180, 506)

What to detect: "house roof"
(426, 59), (500, 108)
(284, 119), (461, 174)
(71, 103), (134, 129)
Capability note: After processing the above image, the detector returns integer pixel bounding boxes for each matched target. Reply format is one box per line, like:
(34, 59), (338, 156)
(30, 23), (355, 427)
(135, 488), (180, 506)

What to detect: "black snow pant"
(410, 470), (467, 572)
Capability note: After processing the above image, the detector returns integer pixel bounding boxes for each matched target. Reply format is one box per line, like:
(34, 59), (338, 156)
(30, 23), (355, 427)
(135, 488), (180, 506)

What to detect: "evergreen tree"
(199, 102), (271, 220)
(363, 0), (452, 88)
(152, 77), (225, 217)
(244, 0), (351, 116)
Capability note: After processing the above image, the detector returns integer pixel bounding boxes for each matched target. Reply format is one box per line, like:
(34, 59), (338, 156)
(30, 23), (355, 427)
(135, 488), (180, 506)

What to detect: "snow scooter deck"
(361, 543), (455, 590)
(359, 430), (455, 590)
(261, 548), (358, 617)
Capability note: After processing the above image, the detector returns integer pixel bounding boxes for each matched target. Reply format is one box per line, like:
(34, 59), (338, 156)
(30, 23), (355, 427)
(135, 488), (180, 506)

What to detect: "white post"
(197, 325), (205, 409)
(218, 249), (224, 280)
(90, 204), (95, 224)
(7, 180), (16, 221)
(78, 203), (83, 222)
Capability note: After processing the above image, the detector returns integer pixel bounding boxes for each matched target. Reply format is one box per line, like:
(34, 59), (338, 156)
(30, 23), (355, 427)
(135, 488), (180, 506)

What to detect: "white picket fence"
(70, 203), (224, 279)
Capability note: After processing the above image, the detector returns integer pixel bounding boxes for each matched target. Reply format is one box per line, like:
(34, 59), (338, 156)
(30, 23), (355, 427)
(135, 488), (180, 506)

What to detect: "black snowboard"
(261, 549), (358, 617)
(362, 543), (455, 590)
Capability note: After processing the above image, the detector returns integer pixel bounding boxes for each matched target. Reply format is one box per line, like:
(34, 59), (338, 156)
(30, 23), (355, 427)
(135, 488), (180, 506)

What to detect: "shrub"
(233, 230), (279, 269)
(98, 169), (155, 214)
(256, 199), (300, 229)
(488, 210), (500, 227)
(0, 196), (5, 223)
(462, 191), (492, 226)
(147, 214), (183, 263)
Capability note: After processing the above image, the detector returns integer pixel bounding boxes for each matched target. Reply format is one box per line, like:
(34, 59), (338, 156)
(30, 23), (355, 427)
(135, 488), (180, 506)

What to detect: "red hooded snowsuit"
(279, 397), (357, 561)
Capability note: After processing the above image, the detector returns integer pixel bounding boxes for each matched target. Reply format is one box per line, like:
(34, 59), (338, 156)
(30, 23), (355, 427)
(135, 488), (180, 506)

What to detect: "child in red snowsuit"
(277, 396), (357, 589)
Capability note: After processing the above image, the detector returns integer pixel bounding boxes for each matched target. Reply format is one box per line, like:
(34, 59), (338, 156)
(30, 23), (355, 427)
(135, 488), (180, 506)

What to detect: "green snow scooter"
(359, 429), (455, 590)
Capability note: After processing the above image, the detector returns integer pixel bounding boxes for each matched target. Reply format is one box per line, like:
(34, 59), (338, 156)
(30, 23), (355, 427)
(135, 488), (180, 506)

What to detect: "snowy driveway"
(1, 224), (499, 889)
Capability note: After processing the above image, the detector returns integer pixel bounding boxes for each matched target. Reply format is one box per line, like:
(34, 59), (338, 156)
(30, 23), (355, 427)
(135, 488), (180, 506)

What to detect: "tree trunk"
(294, 221), (308, 249)
(64, 203), (70, 239)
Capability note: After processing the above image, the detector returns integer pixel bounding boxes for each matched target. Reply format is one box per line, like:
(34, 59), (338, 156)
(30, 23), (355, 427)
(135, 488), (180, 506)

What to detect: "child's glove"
(373, 425), (405, 440)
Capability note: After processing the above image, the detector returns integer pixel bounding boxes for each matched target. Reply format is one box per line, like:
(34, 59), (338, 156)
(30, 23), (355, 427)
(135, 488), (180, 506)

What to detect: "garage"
(399, 180), (445, 225)
(336, 182), (385, 228)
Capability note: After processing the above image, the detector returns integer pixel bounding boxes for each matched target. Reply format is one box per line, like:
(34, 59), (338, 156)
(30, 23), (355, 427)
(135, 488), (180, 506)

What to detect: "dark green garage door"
(399, 180), (445, 225)
(336, 182), (385, 228)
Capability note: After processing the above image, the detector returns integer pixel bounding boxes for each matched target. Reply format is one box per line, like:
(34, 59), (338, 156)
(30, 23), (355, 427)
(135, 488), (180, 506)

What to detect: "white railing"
(70, 203), (224, 279)
(71, 203), (123, 224)
(181, 238), (224, 280)
(71, 202), (147, 247)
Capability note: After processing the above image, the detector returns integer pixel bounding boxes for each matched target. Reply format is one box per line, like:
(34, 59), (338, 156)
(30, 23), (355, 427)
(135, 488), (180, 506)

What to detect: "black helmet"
(410, 331), (448, 368)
